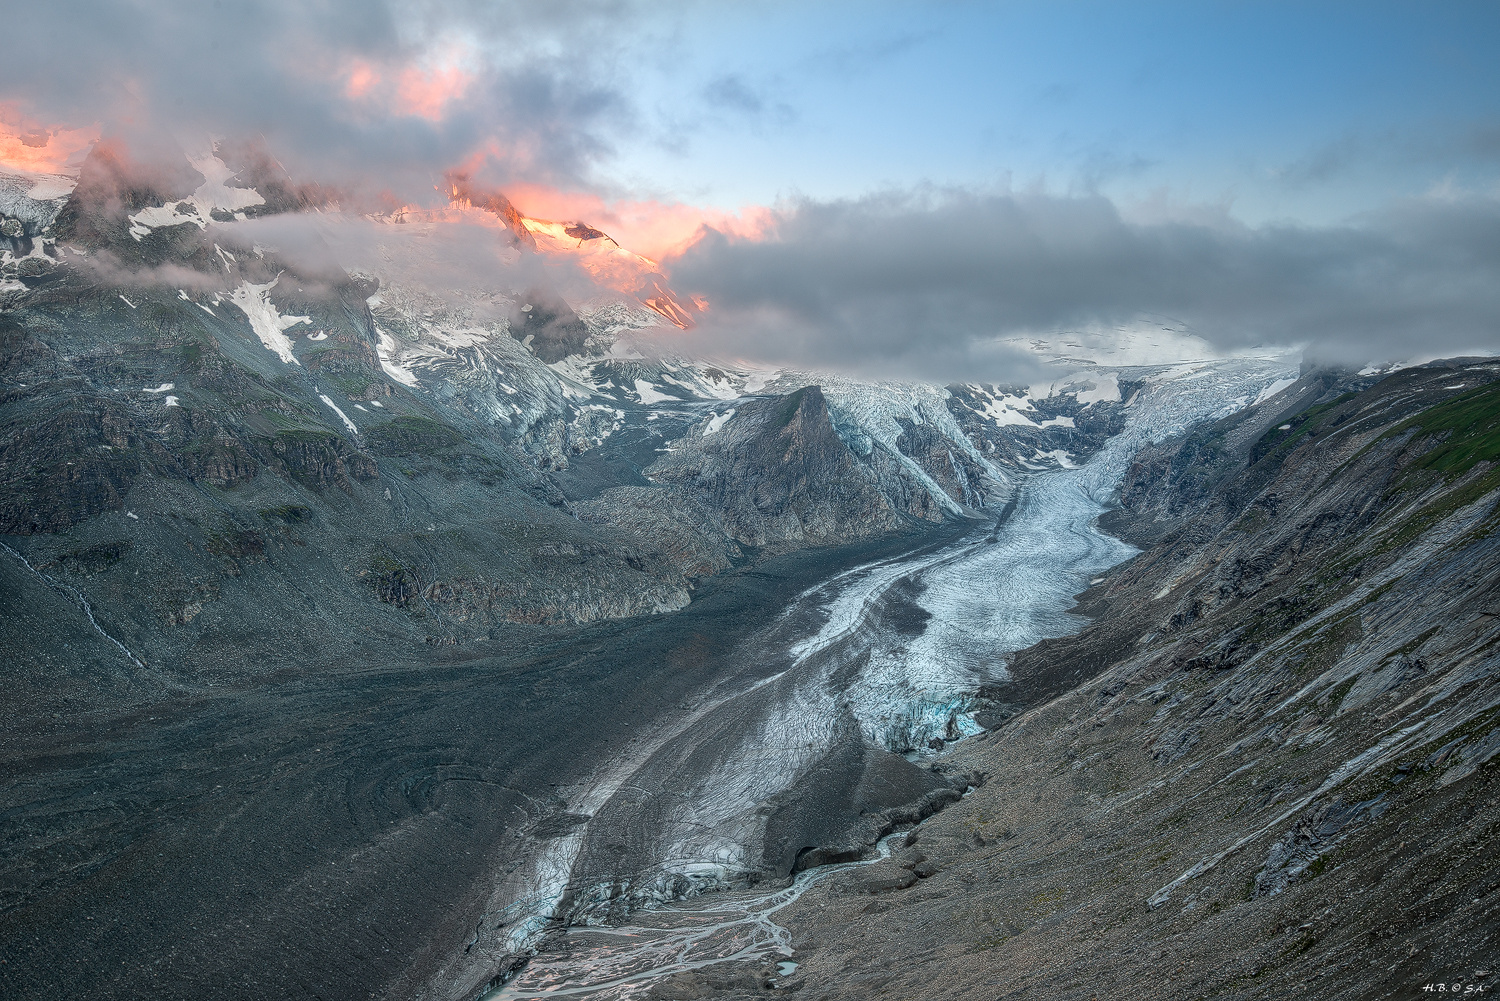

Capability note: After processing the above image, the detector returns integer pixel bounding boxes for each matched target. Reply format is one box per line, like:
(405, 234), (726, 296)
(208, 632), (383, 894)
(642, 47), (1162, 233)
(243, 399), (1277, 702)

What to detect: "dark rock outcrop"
(575, 484), (742, 579)
(511, 289), (591, 363)
(946, 379), (1137, 470)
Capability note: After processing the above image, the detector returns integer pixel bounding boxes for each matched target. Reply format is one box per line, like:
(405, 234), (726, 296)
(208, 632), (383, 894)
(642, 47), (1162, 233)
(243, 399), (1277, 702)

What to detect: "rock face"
(510, 289), (592, 363)
(645, 387), (907, 550)
(0, 170), (705, 682)
(946, 378), (1136, 470)
(574, 484), (742, 579)
(751, 360), (1500, 1001)
(574, 379), (1023, 564)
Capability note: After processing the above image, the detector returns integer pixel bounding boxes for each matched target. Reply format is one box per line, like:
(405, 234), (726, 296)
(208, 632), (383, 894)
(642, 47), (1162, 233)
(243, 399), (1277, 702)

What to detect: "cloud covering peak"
(2, 0), (640, 199)
(4, 2), (1498, 382)
(666, 188), (1500, 381)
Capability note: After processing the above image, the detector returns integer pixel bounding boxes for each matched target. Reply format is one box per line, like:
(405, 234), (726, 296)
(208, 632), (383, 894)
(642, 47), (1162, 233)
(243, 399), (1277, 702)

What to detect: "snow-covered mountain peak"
(442, 172), (701, 330)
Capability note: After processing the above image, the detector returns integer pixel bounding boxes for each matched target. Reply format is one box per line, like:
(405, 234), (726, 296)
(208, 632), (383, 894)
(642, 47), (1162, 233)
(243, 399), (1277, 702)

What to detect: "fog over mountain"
(670, 188), (1500, 379)
(3, 0), (640, 195)
(9, 2), (1500, 380)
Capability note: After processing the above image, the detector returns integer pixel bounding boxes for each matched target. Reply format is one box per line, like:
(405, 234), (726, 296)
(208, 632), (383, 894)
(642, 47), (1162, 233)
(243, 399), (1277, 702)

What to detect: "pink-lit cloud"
(0, 105), (98, 176)
(337, 47), (476, 122)
(502, 182), (776, 262)
(342, 62), (379, 101)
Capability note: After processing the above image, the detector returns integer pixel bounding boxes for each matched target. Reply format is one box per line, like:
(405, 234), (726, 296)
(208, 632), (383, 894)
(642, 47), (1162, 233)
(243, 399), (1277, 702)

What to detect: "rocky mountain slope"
(683, 359), (1500, 1001)
(1, 140), (1166, 675)
(1, 157), (700, 705)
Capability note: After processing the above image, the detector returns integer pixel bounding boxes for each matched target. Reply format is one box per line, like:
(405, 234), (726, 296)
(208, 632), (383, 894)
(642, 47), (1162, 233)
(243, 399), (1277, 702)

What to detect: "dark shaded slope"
(1102, 365), (1377, 543)
(0, 524), (955, 1001)
(642, 386), (908, 549)
(0, 272), (697, 683)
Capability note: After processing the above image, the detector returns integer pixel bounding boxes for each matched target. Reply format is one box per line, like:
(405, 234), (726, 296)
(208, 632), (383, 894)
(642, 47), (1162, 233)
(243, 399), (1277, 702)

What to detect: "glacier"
(471, 354), (1299, 992)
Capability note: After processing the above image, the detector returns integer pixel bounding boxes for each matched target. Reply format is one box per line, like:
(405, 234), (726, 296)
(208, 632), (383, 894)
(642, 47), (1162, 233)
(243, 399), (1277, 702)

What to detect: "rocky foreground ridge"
(644, 359), (1500, 1001)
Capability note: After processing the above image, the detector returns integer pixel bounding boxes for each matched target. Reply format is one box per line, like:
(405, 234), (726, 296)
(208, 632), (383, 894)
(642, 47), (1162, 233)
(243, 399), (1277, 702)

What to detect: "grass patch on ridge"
(1384, 381), (1500, 477)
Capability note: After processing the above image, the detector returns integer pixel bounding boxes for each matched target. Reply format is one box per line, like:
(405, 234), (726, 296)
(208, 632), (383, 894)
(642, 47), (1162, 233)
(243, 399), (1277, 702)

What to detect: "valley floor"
(0, 528), (965, 1001)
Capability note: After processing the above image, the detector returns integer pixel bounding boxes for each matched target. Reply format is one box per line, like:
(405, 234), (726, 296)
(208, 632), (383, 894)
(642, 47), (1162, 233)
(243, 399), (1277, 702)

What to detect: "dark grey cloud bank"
(3, 0), (646, 197)
(666, 189), (1500, 381)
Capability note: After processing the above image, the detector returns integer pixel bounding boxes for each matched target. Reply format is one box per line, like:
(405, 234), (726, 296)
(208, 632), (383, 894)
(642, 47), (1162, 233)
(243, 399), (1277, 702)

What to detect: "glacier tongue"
(467, 355), (1301, 990)
(850, 357), (1301, 750)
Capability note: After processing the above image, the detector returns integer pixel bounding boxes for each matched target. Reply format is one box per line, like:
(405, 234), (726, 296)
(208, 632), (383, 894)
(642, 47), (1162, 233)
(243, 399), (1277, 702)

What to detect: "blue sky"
(603, 1), (1500, 223)
(7, 0), (1497, 224)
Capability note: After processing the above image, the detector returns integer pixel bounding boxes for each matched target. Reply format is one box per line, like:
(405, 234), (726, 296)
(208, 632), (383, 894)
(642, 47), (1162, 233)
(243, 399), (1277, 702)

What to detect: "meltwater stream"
(489, 834), (909, 1000)
(483, 359), (1296, 999)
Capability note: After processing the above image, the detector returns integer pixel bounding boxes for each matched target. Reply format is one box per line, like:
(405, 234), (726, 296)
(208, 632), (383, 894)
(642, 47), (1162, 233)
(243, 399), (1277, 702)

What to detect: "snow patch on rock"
(1072, 372), (1121, 405)
(319, 394), (358, 434)
(1033, 448), (1078, 469)
(964, 385), (1041, 427)
(702, 408), (736, 436)
(128, 146), (265, 240)
(634, 379), (673, 404)
(228, 278), (310, 364)
(1253, 377), (1298, 405)
(375, 329), (419, 386)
